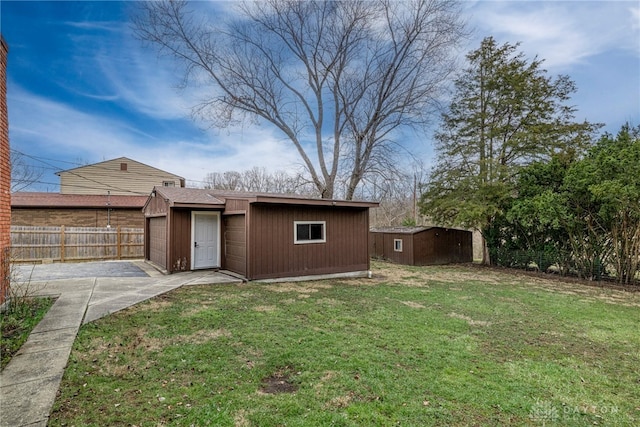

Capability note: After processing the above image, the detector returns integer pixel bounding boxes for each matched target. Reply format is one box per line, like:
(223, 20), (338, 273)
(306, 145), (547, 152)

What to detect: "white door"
(192, 212), (220, 269)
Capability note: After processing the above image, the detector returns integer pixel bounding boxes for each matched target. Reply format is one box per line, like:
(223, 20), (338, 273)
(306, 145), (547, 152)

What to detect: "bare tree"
(202, 167), (317, 195)
(133, 0), (466, 199)
(357, 160), (429, 227)
(10, 151), (44, 192)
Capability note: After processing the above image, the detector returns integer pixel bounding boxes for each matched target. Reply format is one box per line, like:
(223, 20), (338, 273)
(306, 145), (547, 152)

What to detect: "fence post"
(117, 226), (122, 260)
(60, 225), (65, 263)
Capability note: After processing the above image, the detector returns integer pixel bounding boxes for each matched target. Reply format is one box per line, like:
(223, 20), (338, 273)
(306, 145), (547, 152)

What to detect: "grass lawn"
(50, 262), (640, 426)
(1, 297), (54, 370)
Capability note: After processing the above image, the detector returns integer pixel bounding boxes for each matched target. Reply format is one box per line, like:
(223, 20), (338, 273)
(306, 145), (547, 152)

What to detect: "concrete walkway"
(0, 261), (242, 427)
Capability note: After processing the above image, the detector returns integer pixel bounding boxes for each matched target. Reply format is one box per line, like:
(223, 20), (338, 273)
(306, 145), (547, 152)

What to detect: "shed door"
(224, 214), (247, 276)
(192, 212), (220, 269)
(149, 217), (167, 269)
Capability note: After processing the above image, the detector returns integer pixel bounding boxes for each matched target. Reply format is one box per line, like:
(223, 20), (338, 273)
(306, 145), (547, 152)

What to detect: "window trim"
(294, 221), (326, 244)
(394, 238), (403, 252)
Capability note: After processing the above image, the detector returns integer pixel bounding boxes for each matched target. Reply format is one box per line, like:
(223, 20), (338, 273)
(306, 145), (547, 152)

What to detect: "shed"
(143, 187), (379, 280)
(369, 226), (472, 265)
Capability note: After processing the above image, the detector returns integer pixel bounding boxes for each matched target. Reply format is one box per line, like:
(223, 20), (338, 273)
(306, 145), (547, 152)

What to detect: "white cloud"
(7, 85), (301, 190)
(58, 19), (197, 121)
(468, 1), (640, 70)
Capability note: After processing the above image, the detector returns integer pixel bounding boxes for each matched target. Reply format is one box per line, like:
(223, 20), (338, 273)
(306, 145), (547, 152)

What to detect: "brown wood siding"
(370, 228), (473, 266)
(168, 209), (191, 272)
(11, 208), (144, 228)
(224, 198), (249, 212)
(418, 228), (472, 265)
(247, 204), (370, 280)
(144, 194), (169, 217)
(373, 232), (415, 265)
(148, 217), (167, 268)
(413, 230), (431, 265)
(223, 214), (247, 276)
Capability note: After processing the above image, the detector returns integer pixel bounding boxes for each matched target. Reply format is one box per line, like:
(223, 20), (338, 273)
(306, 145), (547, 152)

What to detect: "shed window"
(163, 181), (175, 187)
(394, 239), (403, 252)
(294, 221), (326, 244)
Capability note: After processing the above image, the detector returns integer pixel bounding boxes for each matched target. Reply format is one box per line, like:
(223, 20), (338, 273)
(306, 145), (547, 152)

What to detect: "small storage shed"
(143, 187), (378, 280)
(369, 226), (472, 265)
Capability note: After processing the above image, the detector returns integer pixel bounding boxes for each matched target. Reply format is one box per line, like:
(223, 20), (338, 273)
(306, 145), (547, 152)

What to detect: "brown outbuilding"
(143, 187), (378, 280)
(369, 226), (473, 266)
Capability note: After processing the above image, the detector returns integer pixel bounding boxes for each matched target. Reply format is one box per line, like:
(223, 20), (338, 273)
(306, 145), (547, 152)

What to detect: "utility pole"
(413, 174), (417, 225)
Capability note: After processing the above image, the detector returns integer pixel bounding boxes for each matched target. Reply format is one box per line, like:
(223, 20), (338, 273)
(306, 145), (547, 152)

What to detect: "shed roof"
(149, 187), (379, 209)
(370, 226), (472, 234)
(11, 192), (148, 208)
(370, 226), (432, 234)
(152, 187), (226, 207)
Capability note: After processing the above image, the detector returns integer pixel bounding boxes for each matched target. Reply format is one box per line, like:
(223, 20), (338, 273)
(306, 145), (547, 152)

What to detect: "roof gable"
(56, 157), (184, 180)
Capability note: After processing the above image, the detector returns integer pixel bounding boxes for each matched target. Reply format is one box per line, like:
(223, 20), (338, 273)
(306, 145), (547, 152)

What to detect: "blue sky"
(2, 1), (639, 192)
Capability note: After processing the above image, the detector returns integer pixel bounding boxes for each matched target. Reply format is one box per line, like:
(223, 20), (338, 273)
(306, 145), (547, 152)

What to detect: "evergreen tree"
(420, 37), (599, 263)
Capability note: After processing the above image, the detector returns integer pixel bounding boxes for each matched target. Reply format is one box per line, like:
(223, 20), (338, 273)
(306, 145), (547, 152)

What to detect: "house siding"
(248, 204), (370, 280)
(59, 158), (184, 196)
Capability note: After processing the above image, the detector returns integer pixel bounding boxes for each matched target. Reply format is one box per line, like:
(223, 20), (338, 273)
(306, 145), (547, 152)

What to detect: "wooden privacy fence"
(10, 226), (144, 263)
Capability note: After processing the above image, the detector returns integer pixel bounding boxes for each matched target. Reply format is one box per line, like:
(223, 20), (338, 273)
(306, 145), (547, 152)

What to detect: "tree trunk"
(482, 234), (491, 265)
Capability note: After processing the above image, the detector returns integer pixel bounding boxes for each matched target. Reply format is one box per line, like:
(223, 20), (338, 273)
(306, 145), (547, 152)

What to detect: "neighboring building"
(369, 226), (473, 265)
(1, 35), (9, 307)
(11, 193), (149, 228)
(11, 157), (185, 229)
(143, 187), (378, 280)
(57, 157), (185, 196)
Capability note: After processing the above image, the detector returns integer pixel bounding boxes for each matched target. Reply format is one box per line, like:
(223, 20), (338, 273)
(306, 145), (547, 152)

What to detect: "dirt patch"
(259, 366), (298, 394)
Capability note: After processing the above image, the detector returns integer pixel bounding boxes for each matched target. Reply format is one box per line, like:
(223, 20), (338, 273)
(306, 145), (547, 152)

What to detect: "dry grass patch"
(316, 297), (341, 306)
(264, 282), (333, 294)
(139, 298), (172, 311)
(176, 328), (231, 344)
(448, 311), (492, 327)
(400, 300), (426, 309)
(234, 409), (251, 427)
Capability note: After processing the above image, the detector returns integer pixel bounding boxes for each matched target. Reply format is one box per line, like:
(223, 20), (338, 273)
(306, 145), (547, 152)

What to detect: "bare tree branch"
(133, 0), (466, 199)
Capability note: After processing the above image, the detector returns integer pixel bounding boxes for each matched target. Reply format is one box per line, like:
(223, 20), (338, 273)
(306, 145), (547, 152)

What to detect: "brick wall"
(11, 208), (145, 229)
(1, 36), (10, 306)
